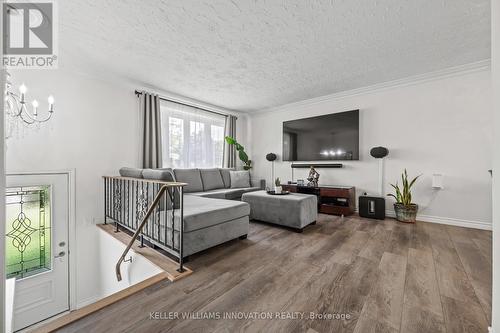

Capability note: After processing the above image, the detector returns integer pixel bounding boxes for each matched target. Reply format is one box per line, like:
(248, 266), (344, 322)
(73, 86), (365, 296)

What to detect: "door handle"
(54, 251), (66, 259)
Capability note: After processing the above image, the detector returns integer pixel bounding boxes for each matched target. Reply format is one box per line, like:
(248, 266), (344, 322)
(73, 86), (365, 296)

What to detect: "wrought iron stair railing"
(103, 176), (187, 281)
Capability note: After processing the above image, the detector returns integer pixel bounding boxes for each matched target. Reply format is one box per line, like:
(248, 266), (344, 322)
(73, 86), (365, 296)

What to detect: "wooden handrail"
(103, 175), (187, 187)
(115, 185), (170, 281)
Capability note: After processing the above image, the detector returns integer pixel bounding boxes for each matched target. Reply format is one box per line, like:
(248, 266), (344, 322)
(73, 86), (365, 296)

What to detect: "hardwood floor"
(58, 215), (491, 333)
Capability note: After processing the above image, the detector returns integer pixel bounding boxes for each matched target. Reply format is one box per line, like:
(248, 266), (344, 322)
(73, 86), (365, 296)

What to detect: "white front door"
(6, 173), (69, 331)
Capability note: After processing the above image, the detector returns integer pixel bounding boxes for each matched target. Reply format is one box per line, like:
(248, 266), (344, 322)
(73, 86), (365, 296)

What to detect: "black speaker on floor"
(359, 196), (385, 220)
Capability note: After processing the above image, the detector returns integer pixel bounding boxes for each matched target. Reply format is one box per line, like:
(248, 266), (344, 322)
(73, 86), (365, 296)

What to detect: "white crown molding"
(254, 59), (491, 115)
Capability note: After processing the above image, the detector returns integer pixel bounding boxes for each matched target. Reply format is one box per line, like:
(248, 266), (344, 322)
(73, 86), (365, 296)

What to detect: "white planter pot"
(274, 186), (282, 194)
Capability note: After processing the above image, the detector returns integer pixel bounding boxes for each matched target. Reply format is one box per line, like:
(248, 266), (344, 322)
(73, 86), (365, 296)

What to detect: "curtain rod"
(135, 90), (231, 118)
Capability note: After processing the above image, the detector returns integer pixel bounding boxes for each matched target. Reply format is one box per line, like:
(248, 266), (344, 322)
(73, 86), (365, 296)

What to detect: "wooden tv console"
(281, 184), (356, 216)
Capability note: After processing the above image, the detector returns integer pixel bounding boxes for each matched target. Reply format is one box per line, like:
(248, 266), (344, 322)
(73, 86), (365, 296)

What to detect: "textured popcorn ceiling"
(59, 0), (490, 112)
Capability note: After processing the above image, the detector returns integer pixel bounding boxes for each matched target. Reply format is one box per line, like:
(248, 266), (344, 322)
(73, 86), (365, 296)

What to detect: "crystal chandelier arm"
(18, 107), (37, 125)
(33, 110), (53, 123)
(4, 71), (55, 128)
(5, 91), (24, 117)
(17, 103), (53, 123)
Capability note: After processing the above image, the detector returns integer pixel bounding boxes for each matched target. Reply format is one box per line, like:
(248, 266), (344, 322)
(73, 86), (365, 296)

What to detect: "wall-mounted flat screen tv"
(283, 110), (359, 161)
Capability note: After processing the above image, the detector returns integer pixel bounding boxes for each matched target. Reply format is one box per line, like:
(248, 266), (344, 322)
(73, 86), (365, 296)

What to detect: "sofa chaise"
(117, 167), (265, 257)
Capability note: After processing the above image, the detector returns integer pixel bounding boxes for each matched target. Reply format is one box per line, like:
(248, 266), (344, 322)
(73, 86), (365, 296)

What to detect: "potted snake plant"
(387, 169), (421, 223)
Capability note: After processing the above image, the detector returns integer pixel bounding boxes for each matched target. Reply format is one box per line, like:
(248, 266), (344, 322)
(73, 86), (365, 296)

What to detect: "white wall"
(89, 229), (162, 306)
(5, 68), (248, 307)
(250, 68), (493, 229)
(6, 68), (140, 307)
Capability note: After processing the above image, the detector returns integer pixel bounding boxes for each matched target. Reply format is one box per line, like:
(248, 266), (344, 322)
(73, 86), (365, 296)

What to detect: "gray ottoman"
(241, 190), (318, 232)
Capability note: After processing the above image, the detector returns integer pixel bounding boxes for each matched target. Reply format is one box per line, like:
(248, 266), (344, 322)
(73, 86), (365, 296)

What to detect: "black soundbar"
(291, 163), (343, 168)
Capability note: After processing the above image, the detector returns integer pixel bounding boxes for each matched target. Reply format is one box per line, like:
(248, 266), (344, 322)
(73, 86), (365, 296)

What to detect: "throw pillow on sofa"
(119, 167), (144, 178)
(142, 168), (175, 182)
(173, 169), (204, 193)
(200, 168), (225, 191)
(230, 170), (251, 188)
(219, 168), (235, 188)
(142, 168), (179, 209)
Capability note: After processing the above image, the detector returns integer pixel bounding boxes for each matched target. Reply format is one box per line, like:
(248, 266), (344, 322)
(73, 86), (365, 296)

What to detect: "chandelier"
(4, 71), (55, 137)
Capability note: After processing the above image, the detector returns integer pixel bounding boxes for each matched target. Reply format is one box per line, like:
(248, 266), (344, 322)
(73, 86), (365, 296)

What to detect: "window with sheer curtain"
(160, 100), (226, 168)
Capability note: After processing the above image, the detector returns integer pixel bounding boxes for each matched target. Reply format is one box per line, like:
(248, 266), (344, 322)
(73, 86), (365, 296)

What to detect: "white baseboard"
(353, 208), (491, 230)
(76, 295), (101, 309)
(384, 210), (492, 230)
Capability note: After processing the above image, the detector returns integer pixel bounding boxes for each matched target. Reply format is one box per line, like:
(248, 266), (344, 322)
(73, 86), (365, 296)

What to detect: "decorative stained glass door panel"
(6, 173), (69, 331)
(6, 186), (51, 280)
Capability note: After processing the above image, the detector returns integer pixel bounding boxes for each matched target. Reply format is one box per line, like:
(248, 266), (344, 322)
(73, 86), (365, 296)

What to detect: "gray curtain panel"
(140, 91), (162, 168)
(223, 115), (237, 168)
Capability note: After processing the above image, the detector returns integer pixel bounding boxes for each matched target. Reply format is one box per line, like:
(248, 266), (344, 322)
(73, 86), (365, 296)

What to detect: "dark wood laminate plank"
(355, 219), (379, 233)
(379, 218), (397, 231)
(213, 262), (349, 333)
(57, 216), (491, 333)
(434, 262), (482, 307)
(400, 305), (445, 333)
(311, 258), (380, 332)
(451, 239), (492, 322)
(469, 227), (492, 242)
(331, 256), (380, 297)
(425, 223), (482, 307)
(472, 237), (492, 265)
(261, 260), (371, 333)
(247, 220), (287, 242)
(409, 221), (432, 252)
(357, 252), (407, 330)
(404, 248), (443, 316)
(358, 225), (392, 263)
(386, 222), (412, 257)
(445, 225), (475, 242)
(315, 214), (345, 235)
(306, 225), (358, 267)
(65, 242), (280, 333)
(423, 222), (449, 242)
(353, 317), (398, 333)
(441, 295), (489, 333)
(203, 261), (321, 333)
(330, 230), (371, 264)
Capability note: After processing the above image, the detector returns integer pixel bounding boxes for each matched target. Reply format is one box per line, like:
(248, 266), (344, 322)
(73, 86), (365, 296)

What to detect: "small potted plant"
(274, 177), (282, 194)
(387, 169), (421, 223)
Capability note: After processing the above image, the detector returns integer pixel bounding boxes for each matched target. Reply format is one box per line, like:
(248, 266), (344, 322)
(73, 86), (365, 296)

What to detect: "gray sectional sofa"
(118, 167), (265, 258)
(172, 167), (264, 200)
